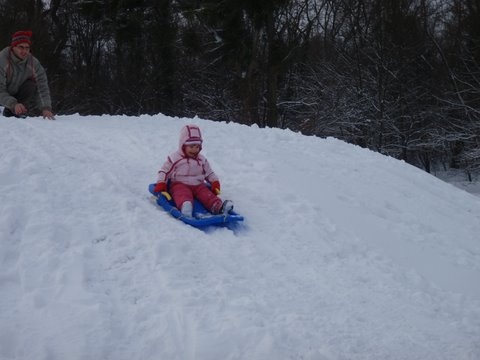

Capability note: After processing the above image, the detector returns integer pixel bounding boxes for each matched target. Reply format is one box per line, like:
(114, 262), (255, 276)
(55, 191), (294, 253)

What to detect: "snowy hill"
(1, 114), (480, 360)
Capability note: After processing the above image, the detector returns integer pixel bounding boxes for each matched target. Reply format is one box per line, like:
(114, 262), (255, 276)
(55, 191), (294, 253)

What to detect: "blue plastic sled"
(148, 184), (244, 228)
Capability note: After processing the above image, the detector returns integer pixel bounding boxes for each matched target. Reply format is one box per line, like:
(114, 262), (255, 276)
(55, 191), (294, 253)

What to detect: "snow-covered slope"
(1, 114), (480, 360)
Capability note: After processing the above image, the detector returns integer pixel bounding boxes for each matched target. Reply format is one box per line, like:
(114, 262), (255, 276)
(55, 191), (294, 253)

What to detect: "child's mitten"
(211, 181), (221, 195)
(153, 182), (167, 194)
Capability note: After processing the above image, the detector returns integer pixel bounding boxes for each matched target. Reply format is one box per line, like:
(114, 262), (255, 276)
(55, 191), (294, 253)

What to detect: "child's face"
(184, 144), (201, 157)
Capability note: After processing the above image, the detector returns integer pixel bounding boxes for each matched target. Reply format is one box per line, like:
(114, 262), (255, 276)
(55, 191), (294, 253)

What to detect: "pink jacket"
(157, 125), (219, 186)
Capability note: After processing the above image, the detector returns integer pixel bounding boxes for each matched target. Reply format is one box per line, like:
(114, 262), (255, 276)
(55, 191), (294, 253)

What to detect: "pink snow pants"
(170, 182), (223, 214)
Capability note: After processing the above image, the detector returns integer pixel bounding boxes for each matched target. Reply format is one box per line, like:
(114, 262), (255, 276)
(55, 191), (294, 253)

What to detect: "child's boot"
(221, 200), (234, 214)
(181, 201), (193, 217)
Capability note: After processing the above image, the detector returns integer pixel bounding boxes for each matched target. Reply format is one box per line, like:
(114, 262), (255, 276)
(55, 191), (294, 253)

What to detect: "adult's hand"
(41, 109), (55, 120)
(14, 103), (27, 116)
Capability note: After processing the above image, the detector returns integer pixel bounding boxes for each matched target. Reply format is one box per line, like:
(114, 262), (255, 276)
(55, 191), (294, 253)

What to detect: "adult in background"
(0, 30), (55, 120)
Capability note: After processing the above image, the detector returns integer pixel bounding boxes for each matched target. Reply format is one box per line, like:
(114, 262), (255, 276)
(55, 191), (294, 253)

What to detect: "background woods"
(1, 0), (479, 177)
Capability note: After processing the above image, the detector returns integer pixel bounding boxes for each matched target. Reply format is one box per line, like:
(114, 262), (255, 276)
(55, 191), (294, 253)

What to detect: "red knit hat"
(11, 30), (32, 47)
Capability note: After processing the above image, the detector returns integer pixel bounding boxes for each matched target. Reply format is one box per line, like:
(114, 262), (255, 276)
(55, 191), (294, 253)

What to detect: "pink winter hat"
(180, 124), (203, 146)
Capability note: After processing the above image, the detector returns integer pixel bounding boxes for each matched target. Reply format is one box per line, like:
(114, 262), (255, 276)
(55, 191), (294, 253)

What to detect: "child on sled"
(153, 124), (233, 218)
